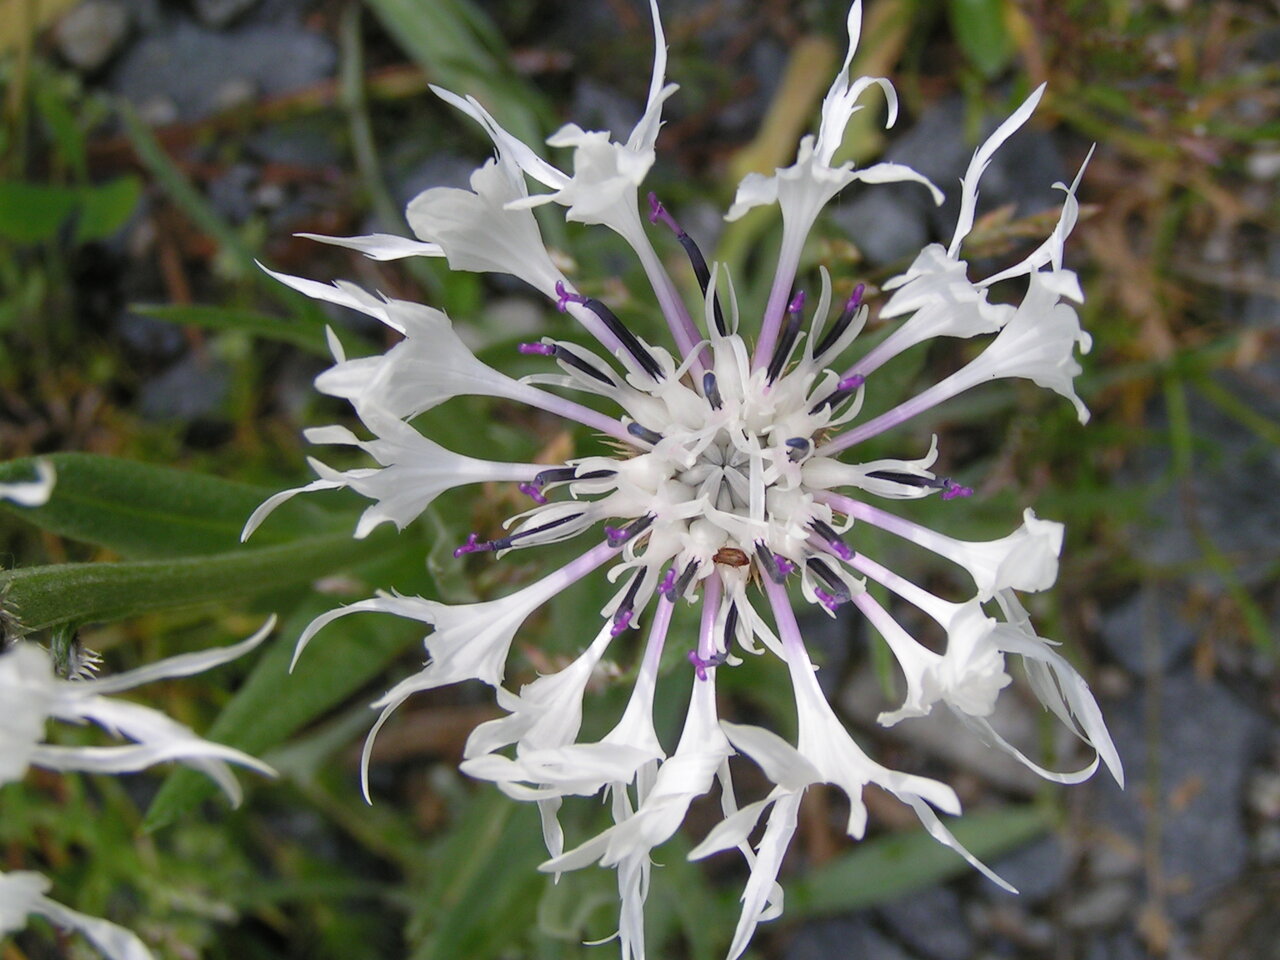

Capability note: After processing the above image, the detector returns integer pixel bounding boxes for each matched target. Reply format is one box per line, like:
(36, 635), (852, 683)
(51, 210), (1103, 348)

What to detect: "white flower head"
(0, 619), (277, 802)
(259, 2), (1117, 956)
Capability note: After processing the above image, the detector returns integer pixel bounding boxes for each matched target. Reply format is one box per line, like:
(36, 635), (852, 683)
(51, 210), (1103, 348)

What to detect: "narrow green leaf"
(117, 102), (327, 324)
(788, 805), (1050, 916)
(364, 0), (551, 149)
(948, 0), (1014, 79)
(143, 596), (421, 831)
(0, 453), (347, 558)
(0, 530), (391, 637)
(132, 303), (332, 355)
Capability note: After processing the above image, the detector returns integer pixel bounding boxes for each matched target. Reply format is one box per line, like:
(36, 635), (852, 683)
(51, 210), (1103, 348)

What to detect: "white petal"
(295, 232), (443, 261)
(0, 645), (56, 785)
(949, 83), (1046, 257)
(0, 460), (55, 507)
(1, 870), (155, 960)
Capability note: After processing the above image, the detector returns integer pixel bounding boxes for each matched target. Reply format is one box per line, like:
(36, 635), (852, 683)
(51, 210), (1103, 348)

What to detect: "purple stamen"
(847, 283), (865, 312)
(555, 280), (588, 314)
(453, 532), (484, 558)
(518, 481), (547, 504)
(519, 342), (555, 356)
(838, 374), (865, 391)
(811, 518), (854, 561)
(611, 610), (634, 636)
(627, 422), (663, 446)
(942, 479), (974, 501)
(605, 514), (655, 548)
(766, 288), (807, 383)
(813, 282), (868, 360)
(775, 555), (796, 577)
(788, 291), (806, 315)
(648, 191), (726, 337)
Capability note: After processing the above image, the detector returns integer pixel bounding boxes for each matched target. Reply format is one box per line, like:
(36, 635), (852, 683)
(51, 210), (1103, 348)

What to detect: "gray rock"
(1088, 669), (1267, 921)
(56, 0), (131, 72)
(833, 93), (1069, 267)
(985, 835), (1069, 905)
(139, 355), (230, 421)
(1084, 931), (1148, 960)
(1098, 581), (1201, 675)
(111, 22), (335, 122)
(877, 885), (973, 960)
(192, 0), (259, 28)
(786, 914), (921, 960)
(1129, 366), (1280, 589)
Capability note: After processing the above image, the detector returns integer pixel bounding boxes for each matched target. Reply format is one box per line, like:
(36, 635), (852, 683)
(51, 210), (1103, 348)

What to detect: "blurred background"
(1, 1), (1278, 958)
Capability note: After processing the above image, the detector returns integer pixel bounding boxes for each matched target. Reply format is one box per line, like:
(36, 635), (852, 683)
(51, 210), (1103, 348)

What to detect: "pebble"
(192, 0), (259, 28)
(111, 22), (336, 122)
(785, 914), (921, 960)
(878, 885), (974, 960)
(1098, 580), (1201, 675)
(56, 0), (131, 72)
(1062, 879), (1137, 929)
(1089, 669), (1267, 921)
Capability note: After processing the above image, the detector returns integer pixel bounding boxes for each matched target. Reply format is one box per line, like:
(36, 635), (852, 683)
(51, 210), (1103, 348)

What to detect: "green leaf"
(143, 597), (421, 831)
(0, 530), (392, 637)
(74, 175), (142, 242)
(948, 0), (1014, 79)
(788, 804), (1050, 916)
(0, 180), (79, 243)
(408, 790), (548, 960)
(132, 303), (332, 355)
(0, 177), (142, 244)
(0, 453), (347, 558)
(364, 0), (551, 150)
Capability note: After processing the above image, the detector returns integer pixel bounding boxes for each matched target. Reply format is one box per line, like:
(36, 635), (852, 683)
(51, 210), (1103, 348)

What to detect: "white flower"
(0, 460), (55, 507)
(1, 869), (154, 960)
(259, 2), (1119, 956)
(0, 619), (277, 803)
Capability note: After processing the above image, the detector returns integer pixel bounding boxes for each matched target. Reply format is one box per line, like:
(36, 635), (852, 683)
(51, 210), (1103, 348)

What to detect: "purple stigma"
(846, 283), (865, 312)
(942, 480), (974, 501)
(611, 610), (634, 636)
(830, 541), (854, 561)
(554, 280), (588, 314)
(604, 525), (626, 545)
(518, 481), (547, 504)
(648, 191), (680, 232)
(838, 374), (865, 391)
(519, 342), (555, 356)
(814, 588), (842, 613)
(453, 532), (484, 558)
(687, 650), (709, 681)
(788, 291), (806, 315)
(658, 566), (677, 596)
(775, 555), (796, 577)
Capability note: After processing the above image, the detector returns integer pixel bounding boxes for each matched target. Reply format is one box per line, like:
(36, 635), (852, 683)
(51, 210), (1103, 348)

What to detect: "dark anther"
(865, 472), (973, 500)
(555, 280), (664, 381)
(649, 192), (726, 336)
(455, 512), (584, 556)
(785, 437), (811, 462)
(766, 291), (806, 383)
(808, 374), (866, 415)
(627, 422), (664, 445)
(703, 371), (723, 410)
(806, 557), (852, 604)
(611, 570), (645, 635)
(550, 344), (616, 387)
(605, 514), (655, 548)
(723, 602), (739, 649)
(810, 519), (853, 561)
(812, 283), (865, 359)
(755, 541), (793, 584)
(663, 559), (698, 601)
